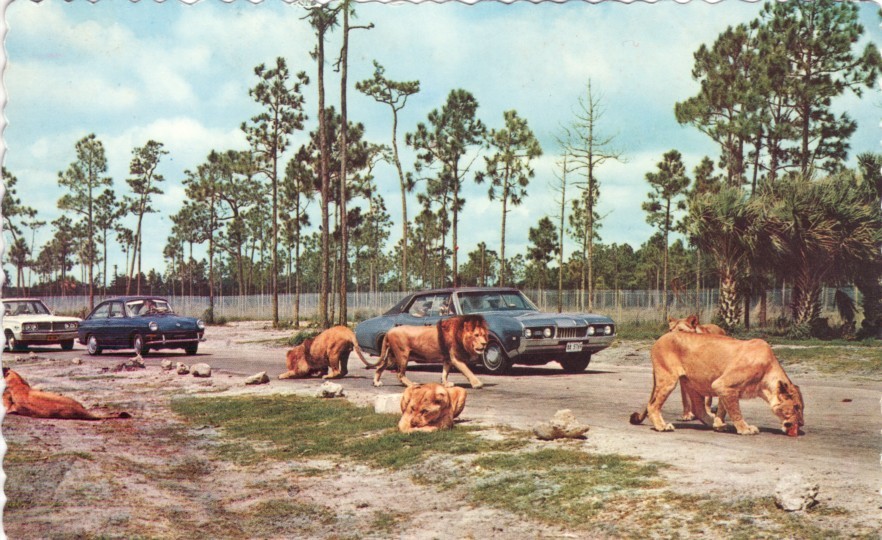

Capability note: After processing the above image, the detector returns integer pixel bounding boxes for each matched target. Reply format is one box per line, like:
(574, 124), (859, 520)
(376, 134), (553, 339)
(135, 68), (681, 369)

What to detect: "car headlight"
(197, 319), (205, 330)
(23, 323), (36, 332)
(543, 328), (553, 338)
(524, 329), (532, 338)
(65, 322), (78, 330)
(149, 321), (158, 332)
(604, 325), (613, 335)
(588, 326), (596, 336)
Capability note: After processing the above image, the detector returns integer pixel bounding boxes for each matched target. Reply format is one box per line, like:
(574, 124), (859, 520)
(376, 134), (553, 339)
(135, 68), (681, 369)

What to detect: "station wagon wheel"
(481, 340), (512, 374)
(60, 340), (74, 351)
(4, 330), (24, 352)
(559, 353), (592, 373)
(86, 334), (103, 356)
(132, 334), (149, 357)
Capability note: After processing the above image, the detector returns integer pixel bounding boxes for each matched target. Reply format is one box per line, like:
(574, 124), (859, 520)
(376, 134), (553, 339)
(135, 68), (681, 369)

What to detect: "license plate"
(565, 342), (583, 353)
(47, 335), (58, 340)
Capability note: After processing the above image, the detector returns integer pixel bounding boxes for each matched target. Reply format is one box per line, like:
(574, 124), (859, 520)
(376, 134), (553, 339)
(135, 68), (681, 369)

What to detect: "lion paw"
(471, 381), (484, 389)
(679, 412), (696, 421)
(736, 425), (759, 435)
(653, 423), (675, 432)
(373, 381), (383, 388)
(443, 381), (456, 388)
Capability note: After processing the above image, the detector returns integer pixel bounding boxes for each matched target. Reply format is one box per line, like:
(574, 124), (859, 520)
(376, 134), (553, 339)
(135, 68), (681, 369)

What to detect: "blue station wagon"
(78, 296), (205, 356)
(355, 287), (616, 374)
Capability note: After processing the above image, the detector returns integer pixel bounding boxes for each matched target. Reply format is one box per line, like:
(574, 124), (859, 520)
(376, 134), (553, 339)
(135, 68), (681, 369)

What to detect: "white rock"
(191, 363), (212, 378)
(176, 362), (190, 375)
(375, 393), (405, 414)
(774, 474), (819, 512)
(244, 372), (270, 385)
(315, 381), (344, 398)
(533, 409), (590, 440)
(71, 358), (83, 365)
(160, 360), (174, 371)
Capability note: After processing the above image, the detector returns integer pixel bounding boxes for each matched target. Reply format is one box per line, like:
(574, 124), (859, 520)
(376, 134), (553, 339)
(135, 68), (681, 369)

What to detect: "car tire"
(86, 335), (103, 356)
(184, 343), (198, 355)
(60, 339), (75, 351)
(132, 334), (148, 357)
(559, 353), (592, 373)
(4, 330), (25, 352)
(481, 340), (512, 374)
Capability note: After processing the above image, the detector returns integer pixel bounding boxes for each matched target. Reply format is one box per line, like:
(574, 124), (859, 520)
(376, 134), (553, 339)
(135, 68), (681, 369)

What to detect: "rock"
(129, 355), (145, 369)
(71, 358), (83, 365)
(375, 393), (404, 414)
(315, 381), (345, 398)
(244, 371), (270, 385)
(191, 363), (212, 378)
(774, 474), (819, 512)
(111, 358), (147, 372)
(160, 360), (174, 371)
(176, 362), (190, 375)
(533, 409), (590, 440)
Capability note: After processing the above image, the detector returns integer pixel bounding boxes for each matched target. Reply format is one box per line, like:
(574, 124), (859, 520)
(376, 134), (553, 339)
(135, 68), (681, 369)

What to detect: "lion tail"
(629, 409), (648, 425)
(353, 337), (380, 368)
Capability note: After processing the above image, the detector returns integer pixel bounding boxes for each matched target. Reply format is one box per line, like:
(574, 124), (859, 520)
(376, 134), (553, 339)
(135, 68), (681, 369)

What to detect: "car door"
(84, 302), (110, 345)
(106, 301), (129, 347)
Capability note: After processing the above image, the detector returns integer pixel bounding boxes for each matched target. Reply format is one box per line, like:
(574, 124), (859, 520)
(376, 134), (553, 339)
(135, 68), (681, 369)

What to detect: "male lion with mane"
(398, 383), (467, 433)
(667, 315), (727, 421)
(630, 332), (804, 437)
(3, 368), (131, 420)
(374, 314), (488, 389)
(279, 326), (373, 380)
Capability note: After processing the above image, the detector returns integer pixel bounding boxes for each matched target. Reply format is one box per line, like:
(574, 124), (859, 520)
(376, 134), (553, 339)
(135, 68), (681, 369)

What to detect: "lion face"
(462, 321), (489, 356)
(668, 315), (699, 333)
(406, 386), (450, 428)
(773, 380), (805, 437)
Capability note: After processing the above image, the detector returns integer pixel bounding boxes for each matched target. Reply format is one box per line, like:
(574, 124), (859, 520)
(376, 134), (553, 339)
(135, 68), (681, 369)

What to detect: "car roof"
(99, 296), (171, 303)
(2, 298), (47, 302)
(409, 287), (522, 295)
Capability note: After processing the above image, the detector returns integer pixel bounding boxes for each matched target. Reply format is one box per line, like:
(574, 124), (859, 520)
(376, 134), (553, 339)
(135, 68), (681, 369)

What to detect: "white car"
(3, 298), (81, 351)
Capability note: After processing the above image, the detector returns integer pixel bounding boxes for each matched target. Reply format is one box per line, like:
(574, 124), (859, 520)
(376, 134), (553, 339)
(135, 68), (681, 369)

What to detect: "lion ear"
(667, 316), (675, 323)
(777, 380), (791, 396)
(687, 315), (699, 327)
(435, 387), (450, 406)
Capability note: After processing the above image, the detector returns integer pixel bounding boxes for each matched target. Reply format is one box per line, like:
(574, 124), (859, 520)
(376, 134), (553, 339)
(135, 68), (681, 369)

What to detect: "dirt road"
(4, 321), (881, 536)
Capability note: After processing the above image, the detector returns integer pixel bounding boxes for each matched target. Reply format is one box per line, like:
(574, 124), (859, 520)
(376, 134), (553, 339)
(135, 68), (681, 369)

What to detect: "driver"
(143, 300), (158, 315)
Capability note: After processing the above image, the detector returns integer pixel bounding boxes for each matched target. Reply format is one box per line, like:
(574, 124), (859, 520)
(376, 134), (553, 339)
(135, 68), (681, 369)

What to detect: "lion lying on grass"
(3, 368), (131, 420)
(630, 332), (804, 437)
(374, 315), (488, 389)
(667, 315), (727, 421)
(398, 383), (467, 433)
(279, 326), (373, 380)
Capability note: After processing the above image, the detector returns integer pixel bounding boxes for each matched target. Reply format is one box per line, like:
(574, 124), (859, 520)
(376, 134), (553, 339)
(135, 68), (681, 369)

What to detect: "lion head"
(668, 315), (700, 333)
(403, 384), (451, 428)
(772, 380), (805, 437)
(460, 316), (489, 356)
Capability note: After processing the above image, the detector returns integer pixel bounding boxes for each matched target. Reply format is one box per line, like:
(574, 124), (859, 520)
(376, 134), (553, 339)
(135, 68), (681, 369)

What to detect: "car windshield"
(126, 300), (174, 317)
(4, 300), (51, 316)
(458, 292), (538, 314)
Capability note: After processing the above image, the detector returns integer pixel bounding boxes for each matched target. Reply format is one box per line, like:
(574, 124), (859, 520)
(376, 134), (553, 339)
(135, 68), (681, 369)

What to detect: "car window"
(109, 302), (126, 318)
(127, 300), (173, 316)
(459, 292), (536, 313)
(90, 304), (111, 320)
(407, 294), (452, 318)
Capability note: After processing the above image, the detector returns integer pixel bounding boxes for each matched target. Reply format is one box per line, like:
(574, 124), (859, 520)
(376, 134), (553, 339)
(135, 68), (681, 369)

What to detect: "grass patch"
(772, 345), (882, 377)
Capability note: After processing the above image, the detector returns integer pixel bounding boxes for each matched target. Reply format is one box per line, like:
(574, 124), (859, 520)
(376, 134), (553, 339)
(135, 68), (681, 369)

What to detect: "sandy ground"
(2, 321), (881, 538)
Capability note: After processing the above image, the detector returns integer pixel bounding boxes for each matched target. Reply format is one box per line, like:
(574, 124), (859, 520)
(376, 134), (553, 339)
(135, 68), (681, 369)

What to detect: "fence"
(27, 286), (854, 323)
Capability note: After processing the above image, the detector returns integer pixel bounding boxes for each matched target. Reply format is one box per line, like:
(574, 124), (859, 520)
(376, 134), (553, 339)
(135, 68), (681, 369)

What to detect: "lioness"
(630, 332), (804, 437)
(398, 383), (467, 433)
(667, 315), (727, 421)
(279, 325), (373, 380)
(374, 315), (489, 389)
(3, 368), (131, 420)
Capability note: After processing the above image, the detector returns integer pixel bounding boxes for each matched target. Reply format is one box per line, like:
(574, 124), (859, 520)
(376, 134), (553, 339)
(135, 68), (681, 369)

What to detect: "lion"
(630, 331), (804, 437)
(398, 383), (467, 433)
(3, 368), (131, 420)
(278, 326), (373, 380)
(373, 315), (489, 389)
(667, 315), (727, 421)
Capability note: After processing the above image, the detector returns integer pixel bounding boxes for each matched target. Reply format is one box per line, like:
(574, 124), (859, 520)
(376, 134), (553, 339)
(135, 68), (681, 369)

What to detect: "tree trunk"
(719, 274), (741, 328)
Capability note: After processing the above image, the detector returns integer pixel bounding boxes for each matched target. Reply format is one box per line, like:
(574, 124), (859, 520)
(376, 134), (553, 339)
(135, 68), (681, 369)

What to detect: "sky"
(3, 0), (881, 282)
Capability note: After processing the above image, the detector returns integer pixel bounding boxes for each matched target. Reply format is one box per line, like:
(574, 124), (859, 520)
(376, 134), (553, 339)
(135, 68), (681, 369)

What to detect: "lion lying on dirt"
(398, 383), (467, 433)
(279, 326), (372, 380)
(3, 368), (131, 420)
(630, 332), (804, 437)
(374, 315), (489, 389)
(667, 315), (727, 421)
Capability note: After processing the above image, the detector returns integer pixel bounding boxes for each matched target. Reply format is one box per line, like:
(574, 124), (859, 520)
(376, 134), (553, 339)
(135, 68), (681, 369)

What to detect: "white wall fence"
(28, 287), (853, 323)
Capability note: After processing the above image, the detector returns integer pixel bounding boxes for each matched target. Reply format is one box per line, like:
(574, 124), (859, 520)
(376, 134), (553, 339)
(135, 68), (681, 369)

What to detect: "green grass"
(772, 345), (882, 376)
(171, 394), (864, 538)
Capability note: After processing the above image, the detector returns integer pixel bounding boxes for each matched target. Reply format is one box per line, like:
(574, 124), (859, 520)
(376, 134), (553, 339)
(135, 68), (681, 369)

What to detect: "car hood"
(494, 311), (614, 327)
(143, 315), (200, 331)
(5, 314), (81, 323)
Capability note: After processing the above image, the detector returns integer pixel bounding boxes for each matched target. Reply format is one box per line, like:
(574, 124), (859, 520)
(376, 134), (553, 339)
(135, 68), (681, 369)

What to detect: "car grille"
(26, 322), (77, 332)
(557, 327), (587, 339)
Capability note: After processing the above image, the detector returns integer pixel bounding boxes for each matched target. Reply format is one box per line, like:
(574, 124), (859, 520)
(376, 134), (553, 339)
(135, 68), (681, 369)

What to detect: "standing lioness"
(374, 315), (489, 389)
(630, 332), (804, 437)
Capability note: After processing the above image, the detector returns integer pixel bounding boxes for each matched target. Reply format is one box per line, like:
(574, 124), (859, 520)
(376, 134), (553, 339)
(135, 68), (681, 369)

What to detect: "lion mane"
(279, 326), (373, 380)
(374, 314), (489, 389)
(3, 368), (131, 421)
(630, 332), (804, 437)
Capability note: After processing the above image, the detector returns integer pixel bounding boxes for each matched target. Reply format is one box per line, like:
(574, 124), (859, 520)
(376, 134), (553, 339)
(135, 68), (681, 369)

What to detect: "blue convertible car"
(355, 287), (616, 374)
(78, 296), (205, 356)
